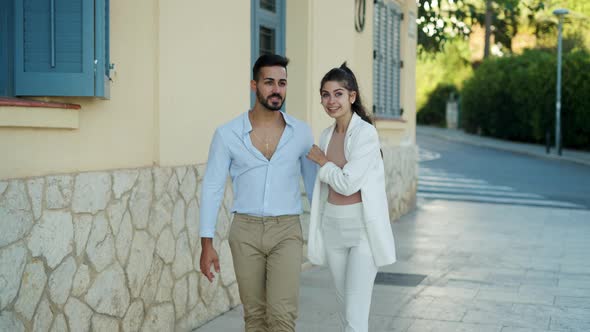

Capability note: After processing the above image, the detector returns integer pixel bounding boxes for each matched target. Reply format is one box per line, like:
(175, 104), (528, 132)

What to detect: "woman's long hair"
(320, 62), (373, 125)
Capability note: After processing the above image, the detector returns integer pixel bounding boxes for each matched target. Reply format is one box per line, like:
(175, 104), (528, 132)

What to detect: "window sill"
(0, 97), (80, 129)
(375, 116), (406, 131)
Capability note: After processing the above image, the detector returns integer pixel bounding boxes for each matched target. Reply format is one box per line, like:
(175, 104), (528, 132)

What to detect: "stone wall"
(0, 166), (237, 332)
(382, 144), (419, 221)
(0, 144), (417, 331)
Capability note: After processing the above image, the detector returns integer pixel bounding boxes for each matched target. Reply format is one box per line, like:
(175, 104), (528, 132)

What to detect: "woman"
(306, 63), (396, 332)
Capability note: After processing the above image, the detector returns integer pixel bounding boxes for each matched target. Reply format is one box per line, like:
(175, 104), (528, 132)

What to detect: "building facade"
(0, 0), (417, 330)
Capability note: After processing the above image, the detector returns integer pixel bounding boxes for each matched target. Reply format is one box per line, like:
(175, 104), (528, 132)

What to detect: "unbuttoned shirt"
(199, 111), (317, 238)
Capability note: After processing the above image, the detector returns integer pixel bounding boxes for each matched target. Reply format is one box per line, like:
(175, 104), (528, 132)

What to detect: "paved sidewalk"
(417, 126), (590, 167)
(195, 198), (590, 331)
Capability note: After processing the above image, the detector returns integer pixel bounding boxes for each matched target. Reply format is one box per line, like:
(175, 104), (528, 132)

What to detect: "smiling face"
(320, 80), (357, 120)
(252, 66), (287, 111)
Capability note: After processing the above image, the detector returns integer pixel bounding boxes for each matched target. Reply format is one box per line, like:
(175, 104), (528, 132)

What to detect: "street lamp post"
(553, 8), (569, 156)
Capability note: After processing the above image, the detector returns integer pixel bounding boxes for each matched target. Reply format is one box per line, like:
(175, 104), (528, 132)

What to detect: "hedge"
(460, 49), (590, 149)
(417, 83), (459, 127)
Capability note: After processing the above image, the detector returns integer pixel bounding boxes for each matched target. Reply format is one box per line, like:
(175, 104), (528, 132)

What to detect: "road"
(417, 134), (590, 210)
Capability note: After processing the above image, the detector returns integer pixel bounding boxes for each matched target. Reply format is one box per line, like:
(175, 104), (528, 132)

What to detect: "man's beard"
(256, 90), (285, 111)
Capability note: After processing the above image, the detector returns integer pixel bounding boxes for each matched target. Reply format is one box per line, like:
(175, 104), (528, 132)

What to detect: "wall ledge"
(375, 117), (407, 131)
(0, 98), (80, 129)
(0, 97), (81, 109)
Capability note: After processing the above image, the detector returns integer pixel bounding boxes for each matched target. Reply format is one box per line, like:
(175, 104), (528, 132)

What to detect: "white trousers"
(321, 202), (378, 332)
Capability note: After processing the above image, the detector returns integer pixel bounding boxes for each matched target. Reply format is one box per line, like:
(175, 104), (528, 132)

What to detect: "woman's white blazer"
(307, 113), (397, 267)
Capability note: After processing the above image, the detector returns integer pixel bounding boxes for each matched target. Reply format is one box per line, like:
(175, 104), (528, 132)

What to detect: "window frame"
(1, 0), (110, 99)
(373, 0), (403, 119)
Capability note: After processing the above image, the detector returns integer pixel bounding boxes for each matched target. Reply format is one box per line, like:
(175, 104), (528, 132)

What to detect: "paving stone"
(172, 198), (186, 237)
(179, 168), (196, 203)
(129, 169), (153, 229)
(0, 181), (7, 196)
(148, 194), (173, 238)
(0, 242), (28, 310)
(45, 175), (73, 209)
(65, 297), (92, 332)
(173, 231), (193, 278)
(28, 210), (73, 268)
(50, 314), (67, 332)
(156, 227), (175, 264)
(122, 299), (144, 332)
(0, 311), (24, 332)
(71, 263), (91, 297)
(186, 198), (199, 252)
(555, 296), (590, 308)
(112, 169), (139, 199)
(107, 198), (127, 235)
(126, 230), (155, 297)
(116, 211), (133, 266)
(73, 214), (92, 257)
(219, 240), (236, 286)
(463, 310), (550, 329)
(175, 167), (187, 185)
(156, 265), (174, 303)
(86, 263), (130, 317)
(26, 178), (44, 220)
(72, 172), (111, 213)
(167, 173), (180, 201)
(142, 303), (175, 332)
(32, 297), (53, 332)
(406, 319), (501, 332)
(140, 257), (163, 307)
(476, 289), (554, 305)
(188, 272), (200, 310)
(15, 260), (47, 320)
(48, 256), (77, 305)
(0, 181), (33, 247)
(174, 275), (189, 319)
(86, 212), (116, 272)
(153, 167), (172, 199)
(550, 316), (590, 331)
(91, 314), (119, 332)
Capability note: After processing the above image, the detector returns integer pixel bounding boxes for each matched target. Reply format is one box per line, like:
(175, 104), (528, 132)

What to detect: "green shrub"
(460, 49), (590, 150)
(417, 83), (459, 127)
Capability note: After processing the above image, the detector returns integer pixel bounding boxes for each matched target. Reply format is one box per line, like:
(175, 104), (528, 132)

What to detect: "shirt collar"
(240, 110), (294, 136)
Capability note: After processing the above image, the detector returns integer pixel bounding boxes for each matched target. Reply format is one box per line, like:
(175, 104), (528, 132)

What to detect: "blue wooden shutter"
(15, 0), (94, 96)
(94, 0), (109, 98)
(373, 1), (402, 118)
(0, 0), (15, 96)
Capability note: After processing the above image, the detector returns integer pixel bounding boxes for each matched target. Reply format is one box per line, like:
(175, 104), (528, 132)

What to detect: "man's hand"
(306, 144), (328, 166)
(200, 238), (220, 283)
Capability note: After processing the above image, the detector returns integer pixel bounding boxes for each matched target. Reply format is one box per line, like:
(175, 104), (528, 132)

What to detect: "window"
(373, 0), (402, 118)
(0, 0), (110, 98)
(250, 0), (285, 104)
(260, 0), (276, 13)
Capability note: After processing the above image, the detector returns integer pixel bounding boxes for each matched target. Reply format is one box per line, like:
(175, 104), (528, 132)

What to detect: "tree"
(416, 0), (478, 53)
(416, 0), (545, 55)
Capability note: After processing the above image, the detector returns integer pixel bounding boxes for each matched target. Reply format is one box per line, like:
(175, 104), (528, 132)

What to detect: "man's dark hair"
(252, 54), (289, 81)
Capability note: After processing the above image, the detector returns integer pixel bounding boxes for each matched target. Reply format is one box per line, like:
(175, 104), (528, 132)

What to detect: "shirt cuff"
(199, 229), (215, 238)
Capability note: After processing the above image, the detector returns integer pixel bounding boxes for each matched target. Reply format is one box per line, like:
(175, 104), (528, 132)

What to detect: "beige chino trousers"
(228, 213), (303, 332)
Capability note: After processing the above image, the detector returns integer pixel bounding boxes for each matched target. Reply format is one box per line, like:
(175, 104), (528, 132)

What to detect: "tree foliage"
(416, 0), (547, 53)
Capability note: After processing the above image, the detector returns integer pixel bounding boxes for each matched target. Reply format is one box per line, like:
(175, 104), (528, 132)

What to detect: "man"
(199, 54), (316, 332)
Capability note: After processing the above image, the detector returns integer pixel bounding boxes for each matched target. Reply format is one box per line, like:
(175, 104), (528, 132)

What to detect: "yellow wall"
(0, 0), (416, 180)
(286, 0), (416, 145)
(375, 0), (418, 145)
(0, 0), (158, 179)
(0, 0), (251, 179)
(157, 0), (250, 167)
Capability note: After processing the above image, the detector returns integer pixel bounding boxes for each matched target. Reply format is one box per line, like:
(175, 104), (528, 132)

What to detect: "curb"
(418, 128), (590, 167)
